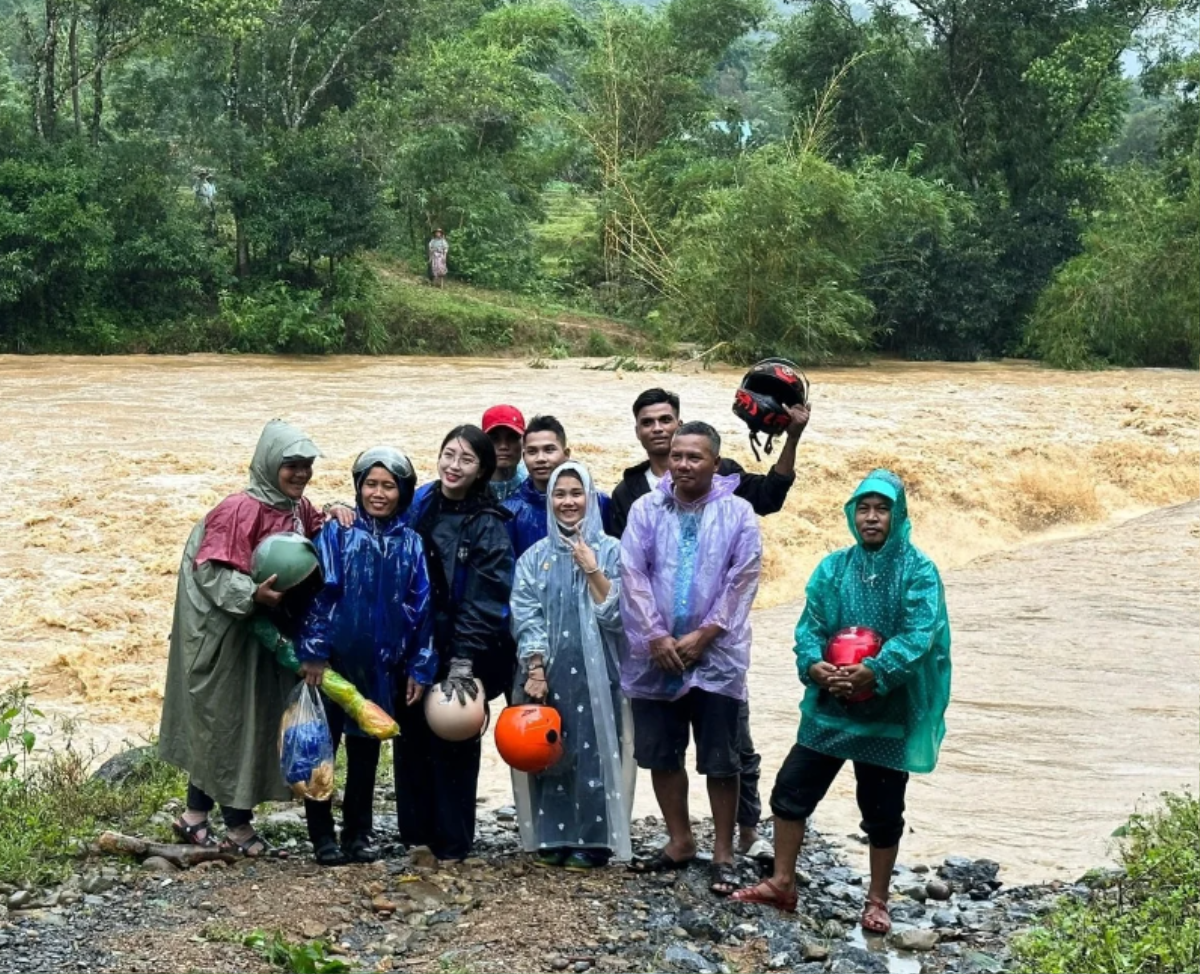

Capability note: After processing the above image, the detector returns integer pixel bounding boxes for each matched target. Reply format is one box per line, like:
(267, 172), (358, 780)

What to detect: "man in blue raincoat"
(297, 447), (436, 866)
(503, 415), (615, 558)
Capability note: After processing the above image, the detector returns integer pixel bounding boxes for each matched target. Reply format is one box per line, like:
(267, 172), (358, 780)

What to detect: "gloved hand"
(441, 657), (479, 705)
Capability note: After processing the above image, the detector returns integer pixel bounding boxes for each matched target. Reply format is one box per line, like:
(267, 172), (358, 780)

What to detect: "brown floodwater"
(0, 354), (1196, 882)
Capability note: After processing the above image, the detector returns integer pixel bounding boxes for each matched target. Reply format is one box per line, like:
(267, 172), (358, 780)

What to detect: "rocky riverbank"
(0, 791), (1105, 974)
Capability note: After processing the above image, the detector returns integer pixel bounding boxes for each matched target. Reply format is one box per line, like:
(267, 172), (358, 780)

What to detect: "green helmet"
(251, 532), (319, 591)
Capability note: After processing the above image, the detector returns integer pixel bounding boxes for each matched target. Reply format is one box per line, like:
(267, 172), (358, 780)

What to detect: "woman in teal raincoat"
(732, 469), (951, 933)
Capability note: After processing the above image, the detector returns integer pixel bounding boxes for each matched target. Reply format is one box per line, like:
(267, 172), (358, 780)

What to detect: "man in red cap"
(482, 405), (529, 503)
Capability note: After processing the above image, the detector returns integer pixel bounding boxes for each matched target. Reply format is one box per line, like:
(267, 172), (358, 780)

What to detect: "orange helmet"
(494, 705), (563, 774)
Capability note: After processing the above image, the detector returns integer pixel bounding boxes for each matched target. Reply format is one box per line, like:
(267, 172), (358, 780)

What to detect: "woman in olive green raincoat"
(159, 420), (327, 857)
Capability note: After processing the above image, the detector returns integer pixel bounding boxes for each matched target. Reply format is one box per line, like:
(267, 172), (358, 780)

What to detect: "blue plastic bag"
(279, 683), (335, 800)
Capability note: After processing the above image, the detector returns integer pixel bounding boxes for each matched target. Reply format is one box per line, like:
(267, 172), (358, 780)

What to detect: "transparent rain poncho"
(794, 469), (952, 774)
(509, 462), (635, 859)
(618, 472), (762, 702)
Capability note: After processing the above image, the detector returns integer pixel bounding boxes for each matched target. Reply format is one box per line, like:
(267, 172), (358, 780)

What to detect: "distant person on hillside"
(610, 387), (810, 861)
(620, 421), (762, 897)
(428, 229), (449, 288)
(732, 469), (952, 935)
(482, 404), (529, 503)
(503, 415), (616, 559)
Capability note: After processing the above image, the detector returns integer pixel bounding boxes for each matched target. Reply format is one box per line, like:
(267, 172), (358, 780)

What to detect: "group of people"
(159, 386), (951, 934)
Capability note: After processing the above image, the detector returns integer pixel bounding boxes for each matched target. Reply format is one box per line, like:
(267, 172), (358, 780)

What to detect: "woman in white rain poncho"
(510, 461), (635, 868)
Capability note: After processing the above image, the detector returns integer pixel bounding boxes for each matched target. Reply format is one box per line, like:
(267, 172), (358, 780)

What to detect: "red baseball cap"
(482, 404), (526, 436)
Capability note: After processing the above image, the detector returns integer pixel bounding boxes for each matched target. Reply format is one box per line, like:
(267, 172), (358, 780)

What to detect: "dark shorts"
(770, 743), (909, 848)
(630, 689), (742, 778)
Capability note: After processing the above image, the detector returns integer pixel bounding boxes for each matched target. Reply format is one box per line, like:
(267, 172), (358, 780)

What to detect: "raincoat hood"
(352, 446), (417, 531)
(246, 420), (322, 510)
(656, 470), (741, 510)
(546, 462), (605, 548)
(845, 469), (910, 551)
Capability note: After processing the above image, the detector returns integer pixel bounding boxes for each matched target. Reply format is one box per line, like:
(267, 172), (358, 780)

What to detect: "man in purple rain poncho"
(619, 421), (762, 896)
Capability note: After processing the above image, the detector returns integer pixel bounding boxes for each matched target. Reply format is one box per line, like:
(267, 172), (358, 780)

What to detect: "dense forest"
(0, 0), (1196, 366)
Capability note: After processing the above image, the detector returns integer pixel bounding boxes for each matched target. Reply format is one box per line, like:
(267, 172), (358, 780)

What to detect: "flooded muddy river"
(0, 354), (1196, 882)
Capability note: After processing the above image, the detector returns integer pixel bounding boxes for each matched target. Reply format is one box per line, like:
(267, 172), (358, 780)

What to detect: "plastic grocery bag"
(279, 683), (336, 801)
(253, 617), (400, 740)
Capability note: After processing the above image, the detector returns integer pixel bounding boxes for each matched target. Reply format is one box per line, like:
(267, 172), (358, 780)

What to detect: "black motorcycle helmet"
(732, 358), (809, 460)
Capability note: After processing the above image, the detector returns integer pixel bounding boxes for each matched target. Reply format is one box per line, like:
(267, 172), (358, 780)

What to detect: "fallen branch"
(95, 830), (238, 868)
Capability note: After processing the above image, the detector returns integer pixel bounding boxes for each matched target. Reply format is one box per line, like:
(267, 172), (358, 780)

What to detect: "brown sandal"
(861, 894), (892, 934)
(172, 817), (216, 848)
(730, 878), (798, 913)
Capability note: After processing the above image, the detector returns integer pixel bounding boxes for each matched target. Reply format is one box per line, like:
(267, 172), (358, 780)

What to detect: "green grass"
(0, 684), (187, 887)
(1013, 791), (1200, 974)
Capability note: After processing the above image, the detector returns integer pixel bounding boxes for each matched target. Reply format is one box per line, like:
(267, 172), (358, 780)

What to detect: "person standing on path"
(482, 404), (529, 503)
(731, 469), (952, 934)
(619, 421), (762, 896)
(610, 387), (810, 859)
(159, 420), (332, 858)
(428, 229), (449, 287)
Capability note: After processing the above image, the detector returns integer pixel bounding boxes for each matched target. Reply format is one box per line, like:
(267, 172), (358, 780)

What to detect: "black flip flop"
(629, 849), (694, 874)
(709, 861), (740, 897)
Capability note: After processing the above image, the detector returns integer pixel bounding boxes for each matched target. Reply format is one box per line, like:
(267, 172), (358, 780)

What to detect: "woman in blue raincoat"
(297, 448), (436, 866)
(510, 461), (634, 868)
(733, 469), (951, 933)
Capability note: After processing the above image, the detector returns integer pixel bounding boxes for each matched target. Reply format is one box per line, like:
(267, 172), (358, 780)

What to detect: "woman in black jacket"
(397, 425), (514, 861)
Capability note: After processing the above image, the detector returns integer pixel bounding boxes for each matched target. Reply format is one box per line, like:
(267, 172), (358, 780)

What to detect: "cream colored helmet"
(424, 680), (487, 741)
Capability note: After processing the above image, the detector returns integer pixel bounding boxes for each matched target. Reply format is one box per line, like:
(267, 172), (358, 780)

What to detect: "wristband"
(584, 566), (601, 575)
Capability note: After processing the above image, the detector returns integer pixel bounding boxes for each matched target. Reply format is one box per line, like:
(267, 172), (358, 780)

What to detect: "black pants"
(186, 781), (253, 829)
(393, 697), (481, 861)
(305, 704), (381, 845)
(770, 744), (908, 849)
(737, 699), (762, 829)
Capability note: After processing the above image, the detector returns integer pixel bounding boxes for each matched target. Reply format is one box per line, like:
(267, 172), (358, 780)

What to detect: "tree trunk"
(228, 39), (250, 278)
(42, 0), (60, 138)
(69, 13), (81, 135)
(90, 1), (108, 145)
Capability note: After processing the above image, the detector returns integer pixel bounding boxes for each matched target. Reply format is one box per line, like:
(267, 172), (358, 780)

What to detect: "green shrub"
(376, 284), (518, 353)
(0, 684), (186, 887)
(1025, 167), (1199, 369)
(1014, 791), (1200, 974)
(219, 282), (346, 354)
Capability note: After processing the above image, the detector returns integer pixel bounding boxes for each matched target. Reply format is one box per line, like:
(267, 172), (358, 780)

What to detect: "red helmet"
(732, 358), (809, 460)
(824, 627), (884, 702)
(495, 705), (564, 774)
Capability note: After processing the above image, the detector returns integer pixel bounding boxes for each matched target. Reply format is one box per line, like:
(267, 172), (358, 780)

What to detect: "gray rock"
(663, 945), (716, 974)
(801, 940), (829, 961)
(679, 910), (722, 942)
(932, 909), (959, 928)
(573, 963), (591, 973)
(938, 857), (1001, 893)
(766, 952), (792, 969)
(140, 857), (178, 874)
(962, 950), (1005, 973)
(825, 882), (864, 904)
(547, 957), (568, 972)
(6, 891), (31, 910)
(494, 806), (517, 822)
(829, 945), (889, 974)
(911, 863), (930, 874)
(407, 845), (439, 870)
(80, 873), (114, 895)
(820, 919), (846, 940)
(889, 927), (939, 951)
(897, 882), (928, 903)
(925, 880), (952, 901)
(90, 746), (157, 786)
